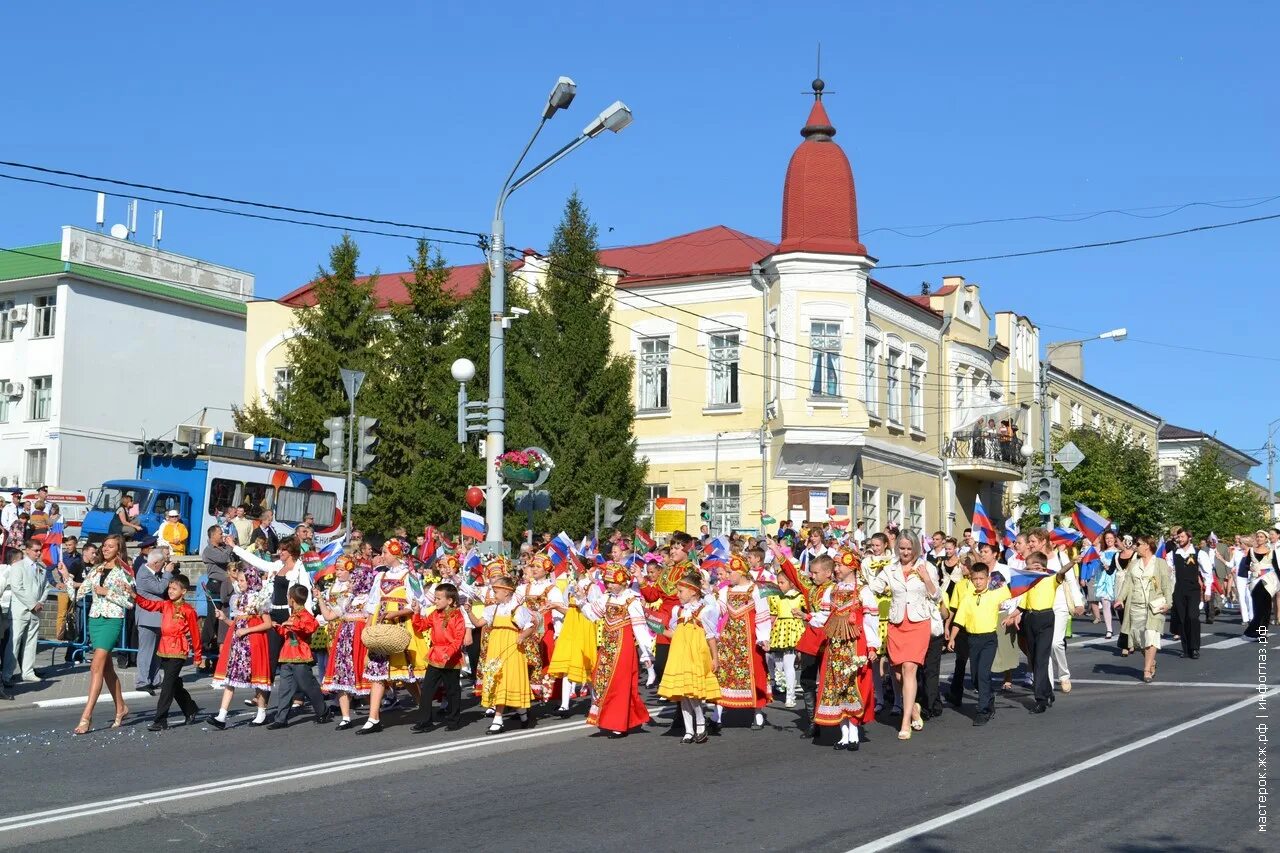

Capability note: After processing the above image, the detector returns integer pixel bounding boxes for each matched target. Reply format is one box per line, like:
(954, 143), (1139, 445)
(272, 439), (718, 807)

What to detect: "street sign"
(514, 490), (551, 512)
(339, 368), (365, 401)
(1054, 441), (1085, 472)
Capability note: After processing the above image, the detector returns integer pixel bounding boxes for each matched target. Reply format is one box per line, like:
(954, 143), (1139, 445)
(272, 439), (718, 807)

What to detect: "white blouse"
(579, 589), (656, 653)
(668, 597), (721, 638)
(870, 560), (942, 624)
(481, 599), (534, 630)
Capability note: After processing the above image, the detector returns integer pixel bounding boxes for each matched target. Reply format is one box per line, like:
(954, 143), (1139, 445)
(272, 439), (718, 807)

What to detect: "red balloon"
(465, 486), (484, 509)
(827, 506), (838, 517)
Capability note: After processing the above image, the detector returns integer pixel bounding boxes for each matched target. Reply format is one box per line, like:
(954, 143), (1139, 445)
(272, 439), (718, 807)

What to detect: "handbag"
(1146, 594), (1167, 616)
(362, 622), (411, 657)
(61, 602), (81, 644)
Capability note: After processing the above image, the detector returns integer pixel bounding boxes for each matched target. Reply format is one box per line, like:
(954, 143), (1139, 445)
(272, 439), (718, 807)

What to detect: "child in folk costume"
(461, 559), (508, 701)
(135, 573), (203, 731)
(516, 553), (564, 703)
(208, 567), (273, 728)
(579, 563), (656, 738)
(656, 573), (721, 744)
(359, 540), (429, 734)
(467, 575), (536, 734)
(768, 571), (806, 708)
(859, 533), (894, 712)
(771, 540), (834, 737)
(809, 551), (879, 751)
(638, 554), (681, 687)
(547, 568), (599, 717)
(321, 558), (375, 730)
(267, 584), (332, 729)
(713, 555), (774, 731)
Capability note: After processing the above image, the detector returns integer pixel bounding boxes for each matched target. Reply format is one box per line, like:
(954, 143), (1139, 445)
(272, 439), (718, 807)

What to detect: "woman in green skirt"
(72, 534), (135, 734)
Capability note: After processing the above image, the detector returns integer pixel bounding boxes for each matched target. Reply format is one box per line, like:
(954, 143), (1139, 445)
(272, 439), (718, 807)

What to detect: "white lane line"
(34, 691), (151, 709)
(1067, 678), (1258, 689)
(0, 710), (659, 833)
(1202, 636), (1252, 650)
(844, 687), (1278, 853)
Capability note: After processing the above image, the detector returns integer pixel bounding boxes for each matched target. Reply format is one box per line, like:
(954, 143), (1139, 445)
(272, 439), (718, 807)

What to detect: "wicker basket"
(362, 623), (411, 657)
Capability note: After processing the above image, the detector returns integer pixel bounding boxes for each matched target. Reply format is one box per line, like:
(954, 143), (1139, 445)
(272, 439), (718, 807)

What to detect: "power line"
(0, 158), (485, 239)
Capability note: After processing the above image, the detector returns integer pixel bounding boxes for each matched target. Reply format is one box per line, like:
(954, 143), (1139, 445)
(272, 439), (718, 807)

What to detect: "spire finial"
(813, 43), (824, 100)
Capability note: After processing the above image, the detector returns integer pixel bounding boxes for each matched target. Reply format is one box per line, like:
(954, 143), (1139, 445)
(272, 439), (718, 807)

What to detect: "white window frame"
(860, 486), (879, 532)
(24, 448), (47, 485)
(863, 335), (879, 416)
(908, 355), (925, 432)
(707, 482), (740, 536)
(809, 320), (841, 398)
(1050, 393), (1061, 426)
(886, 347), (903, 424)
(0, 299), (14, 342)
(707, 330), (740, 408)
(908, 495), (924, 536)
(28, 375), (52, 421)
(273, 367), (295, 405)
(1092, 411), (1102, 429)
(886, 491), (903, 529)
(1069, 401), (1083, 428)
(32, 293), (56, 339)
(642, 484), (668, 526)
(637, 336), (670, 413)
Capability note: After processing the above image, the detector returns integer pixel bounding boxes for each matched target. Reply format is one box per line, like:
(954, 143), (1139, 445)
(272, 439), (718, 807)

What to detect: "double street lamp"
(454, 77), (632, 553)
(1038, 327), (1127, 484)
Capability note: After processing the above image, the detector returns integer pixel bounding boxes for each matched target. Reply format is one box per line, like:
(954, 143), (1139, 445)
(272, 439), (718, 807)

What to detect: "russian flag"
(1155, 537), (1167, 560)
(462, 548), (483, 579)
(1002, 518), (1019, 555)
(1007, 567), (1056, 598)
(43, 518), (64, 569)
(460, 510), (486, 541)
(1071, 503), (1110, 542)
(1078, 542), (1102, 582)
(315, 536), (345, 570)
(1049, 527), (1081, 549)
(703, 535), (730, 560)
(971, 495), (998, 545)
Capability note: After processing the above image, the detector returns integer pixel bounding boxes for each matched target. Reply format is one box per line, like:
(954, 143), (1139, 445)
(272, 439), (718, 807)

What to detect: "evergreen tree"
(1167, 446), (1269, 536)
(358, 240), (480, 532)
(514, 192), (647, 536)
(232, 235), (382, 446)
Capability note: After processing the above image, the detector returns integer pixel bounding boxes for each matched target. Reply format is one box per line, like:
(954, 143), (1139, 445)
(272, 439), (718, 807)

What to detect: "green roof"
(0, 242), (247, 315)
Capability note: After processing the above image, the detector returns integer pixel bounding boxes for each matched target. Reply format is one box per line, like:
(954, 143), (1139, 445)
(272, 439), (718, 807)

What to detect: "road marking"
(1067, 678), (1258, 689)
(34, 691), (151, 709)
(844, 687), (1278, 853)
(1201, 636), (1252, 650)
(0, 709), (663, 833)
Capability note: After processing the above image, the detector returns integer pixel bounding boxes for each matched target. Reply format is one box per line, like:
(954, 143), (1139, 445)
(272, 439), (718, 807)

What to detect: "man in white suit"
(4, 538), (49, 686)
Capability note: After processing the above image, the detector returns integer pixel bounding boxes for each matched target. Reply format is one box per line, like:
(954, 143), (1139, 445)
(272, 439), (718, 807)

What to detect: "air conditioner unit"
(176, 424), (214, 448)
(6, 306), (27, 325)
(3, 381), (22, 399)
(268, 438), (287, 460)
(219, 430), (253, 450)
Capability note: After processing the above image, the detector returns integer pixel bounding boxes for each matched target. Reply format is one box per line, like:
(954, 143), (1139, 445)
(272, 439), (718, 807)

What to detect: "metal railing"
(942, 435), (1026, 467)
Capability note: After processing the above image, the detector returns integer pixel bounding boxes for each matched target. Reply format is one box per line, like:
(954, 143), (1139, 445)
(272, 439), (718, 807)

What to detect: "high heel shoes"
(73, 717), (92, 735)
(112, 706), (129, 728)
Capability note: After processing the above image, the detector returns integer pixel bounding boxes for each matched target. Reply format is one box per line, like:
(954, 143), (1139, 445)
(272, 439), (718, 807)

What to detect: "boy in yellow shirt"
(947, 563), (1011, 726)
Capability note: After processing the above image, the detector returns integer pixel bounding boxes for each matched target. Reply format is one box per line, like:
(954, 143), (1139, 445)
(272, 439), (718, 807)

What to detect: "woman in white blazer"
(870, 536), (940, 740)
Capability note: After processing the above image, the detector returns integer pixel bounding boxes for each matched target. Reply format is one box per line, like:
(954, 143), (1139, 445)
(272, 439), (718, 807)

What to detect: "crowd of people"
(4, 507), (1270, 745)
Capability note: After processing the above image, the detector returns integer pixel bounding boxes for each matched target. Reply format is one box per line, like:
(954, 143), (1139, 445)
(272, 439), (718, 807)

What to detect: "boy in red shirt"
(266, 585), (332, 729)
(137, 573), (203, 731)
(411, 583), (467, 733)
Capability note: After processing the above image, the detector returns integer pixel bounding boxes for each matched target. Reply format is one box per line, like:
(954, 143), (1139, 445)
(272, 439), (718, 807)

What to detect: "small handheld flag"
(44, 518), (65, 569)
(1154, 537), (1167, 560)
(460, 510), (486, 541)
(633, 527), (656, 553)
(1007, 567), (1055, 598)
(971, 495), (998, 546)
(1049, 527), (1081, 549)
(462, 548), (483, 580)
(1078, 542), (1102, 582)
(1071, 503), (1111, 542)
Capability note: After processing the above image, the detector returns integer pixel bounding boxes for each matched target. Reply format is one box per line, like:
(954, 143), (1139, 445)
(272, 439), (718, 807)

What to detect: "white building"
(0, 226), (253, 491)
(1157, 423), (1259, 489)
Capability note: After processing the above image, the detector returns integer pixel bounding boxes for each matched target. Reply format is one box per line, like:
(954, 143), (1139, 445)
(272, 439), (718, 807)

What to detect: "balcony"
(942, 434), (1025, 482)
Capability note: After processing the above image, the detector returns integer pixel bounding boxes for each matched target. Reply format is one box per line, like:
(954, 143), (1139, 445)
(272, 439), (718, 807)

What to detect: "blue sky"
(3, 2), (1277, 482)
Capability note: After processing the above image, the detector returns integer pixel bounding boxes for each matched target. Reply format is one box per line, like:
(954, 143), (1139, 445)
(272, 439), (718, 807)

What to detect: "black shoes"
(314, 712), (333, 725)
(410, 722), (434, 734)
(1190, 651), (1200, 659)
(973, 712), (991, 726)
(184, 713), (199, 726)
(267, 720), (289, 730)
(606, 731), (627, 739)
(355, 721), (384, 735)
(1032, 702), (1048, 714)
(146, 721), (167, 732)
(334, 719), (354, 731)
(206, 716), (227, 730)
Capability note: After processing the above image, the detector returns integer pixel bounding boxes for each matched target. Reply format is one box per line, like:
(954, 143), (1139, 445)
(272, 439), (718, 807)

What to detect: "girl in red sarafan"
(579, 563), (655, 738)
(713, 555), (774, 731)
(207, 566), (273, 728)
(809, 550), (880, 752)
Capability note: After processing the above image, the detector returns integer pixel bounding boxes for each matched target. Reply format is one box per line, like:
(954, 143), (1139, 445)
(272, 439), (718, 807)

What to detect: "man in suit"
(133, 548), (173, 694)
(257, 508), (281, 556)
(4, 539), (49, 687)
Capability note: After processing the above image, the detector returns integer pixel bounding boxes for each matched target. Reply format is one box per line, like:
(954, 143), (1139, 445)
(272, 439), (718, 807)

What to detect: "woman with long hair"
(1094, 530), (1122, 640)
(869, 535), (939, 740)
(71, 534), (135, 734)
(1115, 535), (1171, 683)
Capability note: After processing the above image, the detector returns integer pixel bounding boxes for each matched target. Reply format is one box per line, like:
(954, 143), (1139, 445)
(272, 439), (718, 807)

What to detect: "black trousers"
(155, 658), (199, 722)
(798, 651), (821, 724)
(1245, 585), (1273, 637)
(967, 632), (997, 714)
(918, 634), (944, 715)
(417, 666), (462, 726)
(653, 642), (670, 683)
(272, 663), (327, 724)
(1021, 610), (1055, 705)
(947, 628), (969, 700)
(1171, 591), (1201, 655)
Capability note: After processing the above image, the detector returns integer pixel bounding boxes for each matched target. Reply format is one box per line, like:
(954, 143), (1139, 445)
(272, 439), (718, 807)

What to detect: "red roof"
(776, 97), (867, 256)
(278, 261), (489, 308)
(599, 225), (775, 286)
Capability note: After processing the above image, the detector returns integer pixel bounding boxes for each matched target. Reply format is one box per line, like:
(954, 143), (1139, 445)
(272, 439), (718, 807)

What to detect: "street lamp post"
(1266, 417), (1280, 524)
(1039, 328), (1127, 486)
(479, 79), (632, 553)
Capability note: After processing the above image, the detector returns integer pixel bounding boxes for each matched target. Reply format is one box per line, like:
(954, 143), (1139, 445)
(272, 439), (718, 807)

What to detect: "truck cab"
(82, 479), (193, 550)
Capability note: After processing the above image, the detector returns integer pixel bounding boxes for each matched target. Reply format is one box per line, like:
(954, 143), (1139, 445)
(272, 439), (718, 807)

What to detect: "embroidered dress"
(548, 577), (598, 684)
(714, 584), (773, 709)
(657, 598), (721, 702)
(581, 590), (654, 732)
(322, 571), (375, 696)
(479, 601), (534, 709)
(517, 579), (563, 701)
(211, 589), (272, 691)
(363, 566), (428, 684)
(777, 558), (830, 658)
(810, 580), (879, 728)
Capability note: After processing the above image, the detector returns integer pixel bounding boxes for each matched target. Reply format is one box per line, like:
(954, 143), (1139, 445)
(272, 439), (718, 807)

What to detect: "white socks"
(253, 709), (267, 724)
(693, 702), (705, 732)
(838, 721), (859, 744)
(493, 712), (504, 727)
(560, 678), (573, 711)
(713, 705), (723, 724)
(215, 708), (228, 722)
(362, 718), (378, 729)
(341, 716), (351, 723)
(680, 699), (695, 732)
(645, 664), (656, 687)
(753, 711), (764, 728)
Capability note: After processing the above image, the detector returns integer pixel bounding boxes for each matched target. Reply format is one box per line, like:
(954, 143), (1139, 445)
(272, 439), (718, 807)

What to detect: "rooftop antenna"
(126, 199), (138, 239)
(152, 208), (164, 248)
(95, 193), (106, 232)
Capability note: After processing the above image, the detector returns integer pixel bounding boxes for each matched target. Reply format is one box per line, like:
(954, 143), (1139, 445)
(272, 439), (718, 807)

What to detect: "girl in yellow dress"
(467, 575), (536, 734)
(656, 573), (721, 744)
(547, 571), (599, 717)
(768, 573), (807, 708)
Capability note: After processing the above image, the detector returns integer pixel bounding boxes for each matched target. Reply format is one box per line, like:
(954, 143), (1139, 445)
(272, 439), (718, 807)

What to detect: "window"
(1049, 394), (1061, 426)
(308, 492), (337, 527)
(886, 491), (903, 528)
(642, 484), (668, 525)
(154, 492), (182, 516)
(32, 294), (56, 338)
(707, 482), (740, 535)
(864, 339), (879, 414)
(908, 357), (924, 431)
(28, 376), (52, 420)
(767, 314), (781, 402)
(708, 332), (740, 407)
(1161, 465), (1178, 490)
(1070, 402), (1083, 428)
(861, 486), (879, 532)
(0, 300), (13, 342)
(908, 496), (924, 536)
(0, 380), (8, 423)
(638, 337), (669, 412)
(242, 482), (272, 514)
(886, 349), (902, 423)
(810, 321), (841, 397)
(273, 367), (295, 404)
(208, 478), (242, 514)
(1092, 411), (1102, 429)
(275, 488), (309, 524)
(24, 449), (47, 485)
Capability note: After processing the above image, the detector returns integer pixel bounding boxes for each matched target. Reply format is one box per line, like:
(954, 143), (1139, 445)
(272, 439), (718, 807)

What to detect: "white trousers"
(1047, 610), (1070, 683)
(1235, 577), (1254, 623)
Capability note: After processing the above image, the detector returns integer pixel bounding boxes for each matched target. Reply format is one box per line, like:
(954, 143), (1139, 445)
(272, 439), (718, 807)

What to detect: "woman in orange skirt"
(869, 536), (940, 741)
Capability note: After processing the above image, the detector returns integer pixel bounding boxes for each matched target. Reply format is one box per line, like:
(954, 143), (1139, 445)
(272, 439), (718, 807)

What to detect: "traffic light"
(352, 479), (371, 506)
(700, 501), (711, 522)
(602, 497), (624, 528)
(355, 416), (379, 472)
(321, 417), (345, 472)
(1036, 475), (1060, 520)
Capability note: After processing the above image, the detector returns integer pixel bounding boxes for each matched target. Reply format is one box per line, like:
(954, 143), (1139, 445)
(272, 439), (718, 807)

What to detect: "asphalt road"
(0, 619), (1272, 852)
